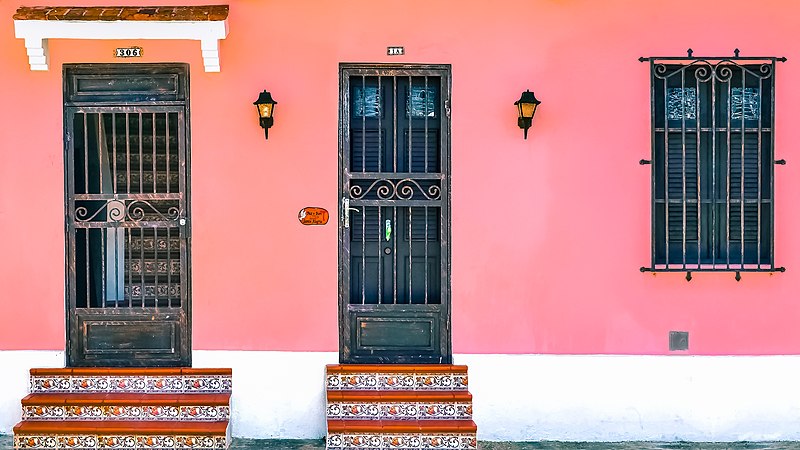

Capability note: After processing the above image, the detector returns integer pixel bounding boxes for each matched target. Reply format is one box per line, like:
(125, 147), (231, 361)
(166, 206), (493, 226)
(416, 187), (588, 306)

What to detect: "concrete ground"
(3, 436), (800, 449)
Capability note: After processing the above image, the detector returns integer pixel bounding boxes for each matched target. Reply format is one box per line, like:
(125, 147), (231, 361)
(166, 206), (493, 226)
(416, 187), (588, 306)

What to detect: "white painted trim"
(3, 351), (800, 442)
(13, 19), (229, 72)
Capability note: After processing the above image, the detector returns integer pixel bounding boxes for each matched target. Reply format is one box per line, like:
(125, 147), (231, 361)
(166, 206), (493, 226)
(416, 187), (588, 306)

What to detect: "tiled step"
(16, 368), (232, 449)
(325, 365), (476, 449)
(29, 368), (232, 394)
(22, 393), (230, 421)
(14, 420), (228, 449)
(327, 391), (472, 420)
(325, 365), (468, 391)
(326, 419), (477, 449)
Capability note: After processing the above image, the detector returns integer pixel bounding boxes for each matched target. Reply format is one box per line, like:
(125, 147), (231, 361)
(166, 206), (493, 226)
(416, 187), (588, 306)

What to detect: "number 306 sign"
(115, 47), (143, 58)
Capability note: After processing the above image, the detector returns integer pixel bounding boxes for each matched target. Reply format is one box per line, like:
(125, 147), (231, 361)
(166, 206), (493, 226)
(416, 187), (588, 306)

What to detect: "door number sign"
(115, 47), (143, 58)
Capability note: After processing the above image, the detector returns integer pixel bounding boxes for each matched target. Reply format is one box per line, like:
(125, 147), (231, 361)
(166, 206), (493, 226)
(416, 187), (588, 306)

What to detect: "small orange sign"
(298, 207), (329, 225)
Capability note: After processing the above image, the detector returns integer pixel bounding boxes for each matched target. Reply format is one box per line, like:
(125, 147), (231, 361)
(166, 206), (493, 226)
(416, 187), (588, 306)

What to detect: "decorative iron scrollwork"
(75, 199), (181, 223)
(349, 178), (441, 200)
(654, 60), (773, 82)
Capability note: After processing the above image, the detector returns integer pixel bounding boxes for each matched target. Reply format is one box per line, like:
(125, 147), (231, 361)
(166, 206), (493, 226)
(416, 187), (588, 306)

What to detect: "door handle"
(342, 198), (360, 228)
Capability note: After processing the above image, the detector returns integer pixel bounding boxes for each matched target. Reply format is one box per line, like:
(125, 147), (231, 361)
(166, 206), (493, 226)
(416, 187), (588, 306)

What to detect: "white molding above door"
(14, 17), (228, 72)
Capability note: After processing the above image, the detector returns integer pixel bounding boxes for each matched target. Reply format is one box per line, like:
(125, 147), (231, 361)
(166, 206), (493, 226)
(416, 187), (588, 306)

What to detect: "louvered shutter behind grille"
(666, 134), (699, 243)
(728, 133), (761, 243)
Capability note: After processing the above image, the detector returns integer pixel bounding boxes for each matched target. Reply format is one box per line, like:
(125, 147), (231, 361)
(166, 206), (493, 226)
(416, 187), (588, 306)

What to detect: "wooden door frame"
(337, 63), (452, 364)
(63, 63), (192, 367)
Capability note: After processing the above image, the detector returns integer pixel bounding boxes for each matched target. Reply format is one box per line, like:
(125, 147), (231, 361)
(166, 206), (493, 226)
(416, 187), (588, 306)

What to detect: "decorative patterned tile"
(381, 403), (418, 420)
(59, 435), (99, 448)
(179, 405), (230, 421)
(142, 405), (182, 420)
(326, 433), (477, 449)
(14, 435), (59, 449)
(23, 405), (67, 420)
(29, 375), (232, 394)
(377, 375), (416, 390)
(30, 376), (71, 392)
(327, 402), (471, 420)
(67, 405), (105, 420)
(183, 376), (233, 393)
(97, 435), (139, 448)
(327, 371), (468, 391)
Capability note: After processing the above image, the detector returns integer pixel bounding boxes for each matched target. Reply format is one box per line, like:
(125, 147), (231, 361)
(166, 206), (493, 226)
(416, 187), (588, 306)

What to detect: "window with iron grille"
(642, 51), (785, 275)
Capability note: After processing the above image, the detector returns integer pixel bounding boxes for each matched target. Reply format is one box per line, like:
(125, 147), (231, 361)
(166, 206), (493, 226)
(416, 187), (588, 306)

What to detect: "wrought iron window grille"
(639, 49), (786, 281)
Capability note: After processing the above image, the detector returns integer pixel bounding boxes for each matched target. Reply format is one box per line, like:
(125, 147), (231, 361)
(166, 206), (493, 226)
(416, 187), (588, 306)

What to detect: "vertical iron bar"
(167, 227), (172, 308)
(101, 229), (106, 307)
(392, 77), (398, 304)
(378, 76), (383, 172)
(757, 74), (763, 269)
(83, 114), (89, 194)
(649, 62), (656, 269)
(681, 70), (687, 269)
(113, 227), (119, 308)
(408, 208), (413, 303)
(424, 206), (429, 304)
(97, 114), (103, 192)
(378, 206), (383, 304)
(663, 77), (669, 267)
(112, 114), (117, 194)
(154, 227), (159, 308)
(425, 77), (429, 173)
(726, 77), (732, 269)
(127, 227), (132, 307)
(140, 226), (145, 308)
(166, 113), (171, 194)
(152, 113), (157, 193)
(139, 113), (143, 194)
(85, 229), (90, 308)
(408, 76), (413, 172)
(362, 76), (366, 173)
(126, 114), (131, 193)
(696, 70), (701, 266)
(711, 66), (717, 266)
(393, 78), (398, 172)
(377, 75), (383, 304)
(407, 77), (413, 302)
(361, 208), (365, 304)
(740, 70), (745, 267)
(770, 60), (776, 268)
(393, 206), (397, 304)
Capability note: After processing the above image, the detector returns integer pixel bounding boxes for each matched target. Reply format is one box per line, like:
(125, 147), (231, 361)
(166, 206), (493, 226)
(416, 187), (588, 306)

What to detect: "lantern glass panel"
(257, 103), (274, 119)
(519, 102), (537, 118)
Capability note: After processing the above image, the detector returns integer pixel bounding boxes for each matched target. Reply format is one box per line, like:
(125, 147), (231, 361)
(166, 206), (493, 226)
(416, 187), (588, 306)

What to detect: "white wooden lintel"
(14, 19), (229, 72)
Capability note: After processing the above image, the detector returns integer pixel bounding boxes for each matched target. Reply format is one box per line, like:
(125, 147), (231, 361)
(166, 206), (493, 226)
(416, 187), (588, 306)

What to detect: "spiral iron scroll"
(349, 178), (441, 200)
(654, 59), (773, 82)
(75, 199), (181, 223)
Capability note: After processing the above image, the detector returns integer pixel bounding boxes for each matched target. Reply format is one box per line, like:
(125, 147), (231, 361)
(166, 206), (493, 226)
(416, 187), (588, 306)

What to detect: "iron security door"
(64, 64), (191, 367)
(339, 64), (451, 364)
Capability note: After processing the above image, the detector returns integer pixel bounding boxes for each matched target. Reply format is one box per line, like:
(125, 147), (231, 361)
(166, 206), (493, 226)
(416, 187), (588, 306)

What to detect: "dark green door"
(339, 64), (451, 363)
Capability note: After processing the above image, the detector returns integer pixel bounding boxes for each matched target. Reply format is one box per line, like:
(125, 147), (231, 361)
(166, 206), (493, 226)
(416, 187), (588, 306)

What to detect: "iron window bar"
(640, 49), (786, 280)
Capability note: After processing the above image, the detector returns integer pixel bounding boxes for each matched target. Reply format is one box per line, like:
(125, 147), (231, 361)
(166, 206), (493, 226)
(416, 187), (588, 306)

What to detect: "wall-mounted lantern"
(514, 90), (541, 139)
(253, 90), (277, 140)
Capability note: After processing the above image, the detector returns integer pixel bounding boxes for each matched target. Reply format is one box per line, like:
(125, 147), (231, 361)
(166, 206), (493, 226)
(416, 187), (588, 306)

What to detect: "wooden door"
(339, 64), (451, 364)
(64, 64), (191, 367)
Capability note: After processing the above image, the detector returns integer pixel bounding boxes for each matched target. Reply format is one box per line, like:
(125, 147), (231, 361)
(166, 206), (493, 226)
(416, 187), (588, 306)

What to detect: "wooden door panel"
(347, 306), (442, 363)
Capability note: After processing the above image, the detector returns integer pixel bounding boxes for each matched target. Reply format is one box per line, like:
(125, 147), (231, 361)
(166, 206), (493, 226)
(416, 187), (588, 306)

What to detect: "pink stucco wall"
(2, 0), (800, 355)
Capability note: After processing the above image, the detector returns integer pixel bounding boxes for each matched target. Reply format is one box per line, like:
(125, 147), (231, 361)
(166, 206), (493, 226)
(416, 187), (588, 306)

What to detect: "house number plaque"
(299, 207), (329, 225)
(115, 47), (143, 58)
